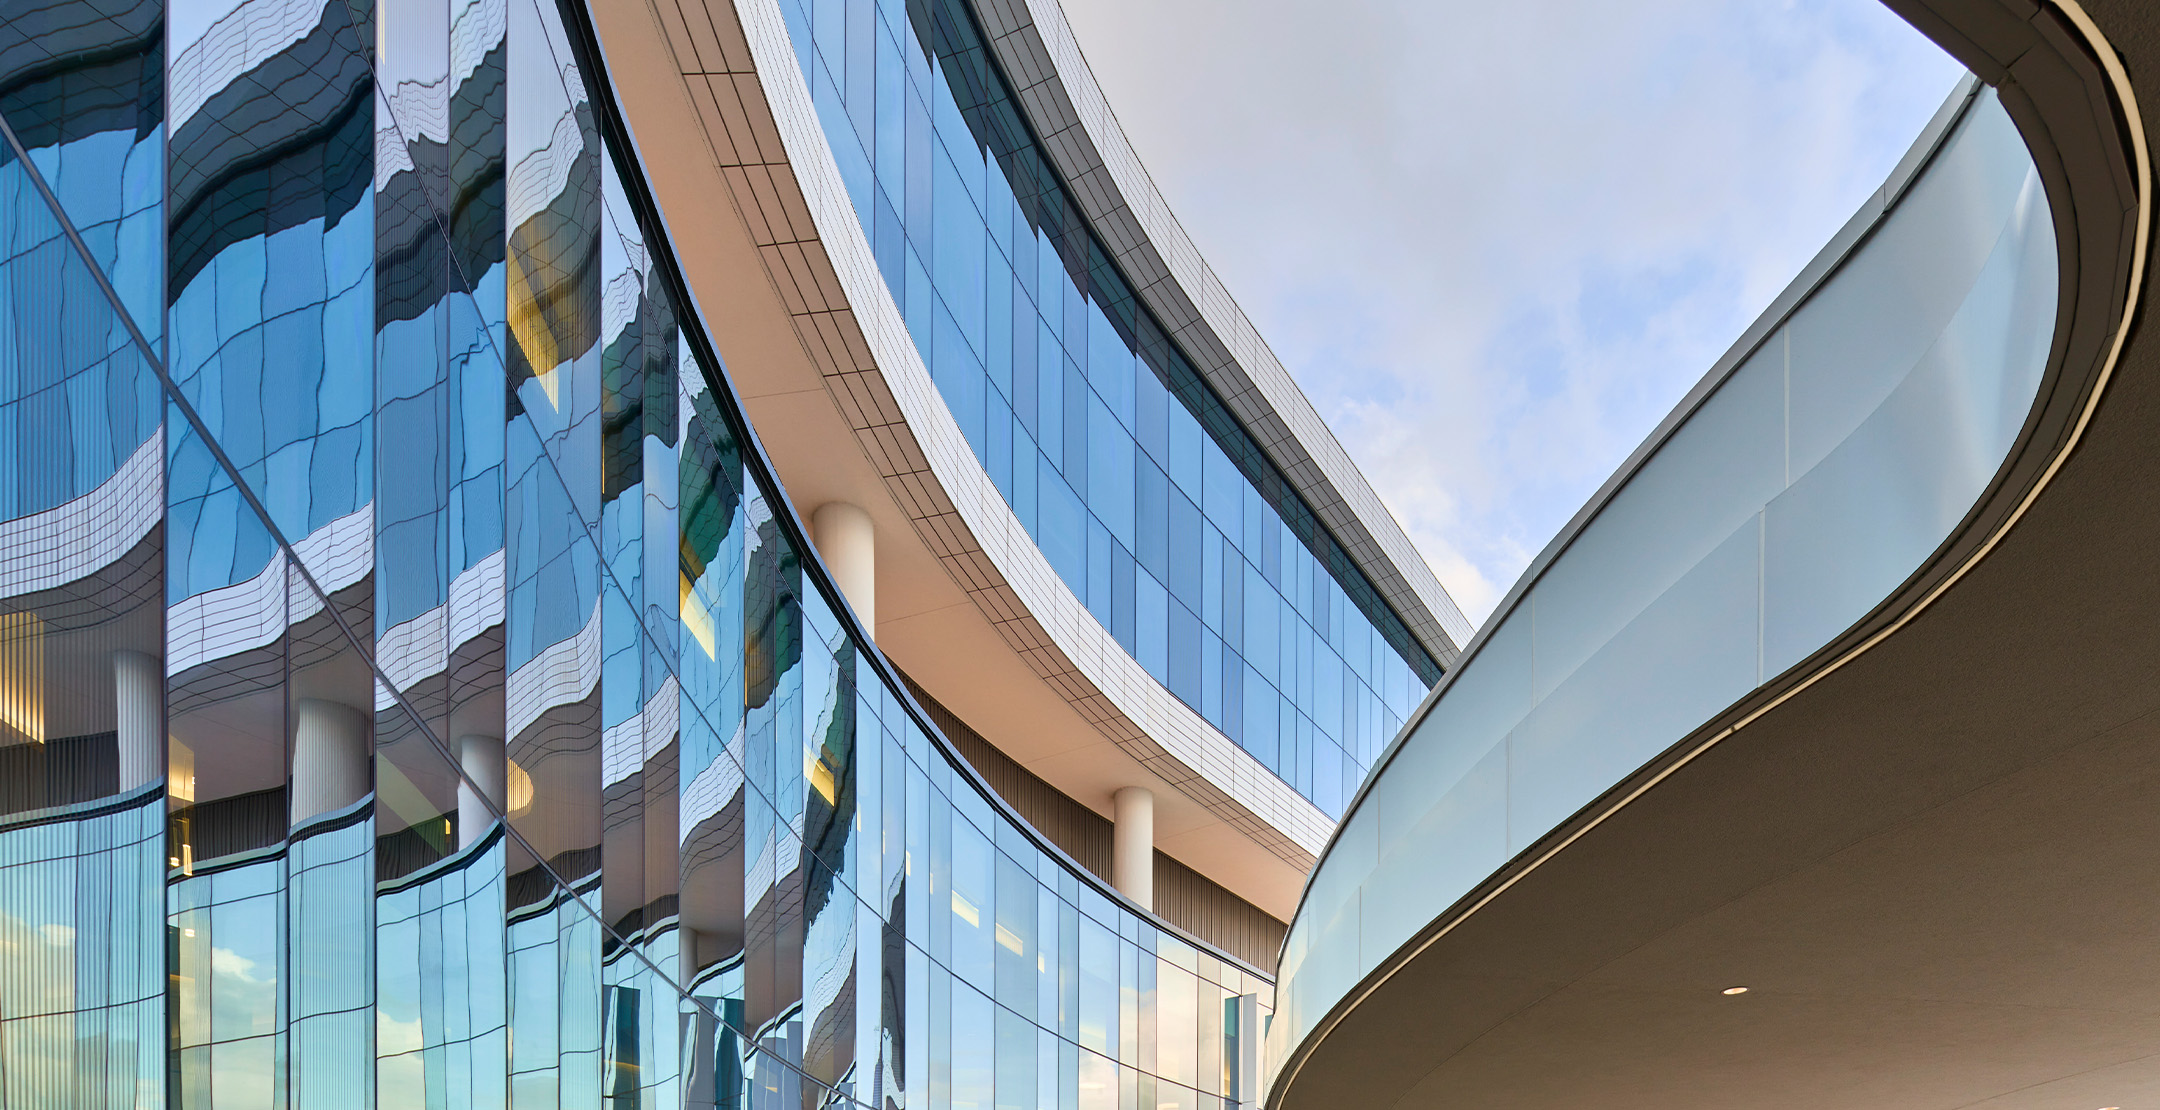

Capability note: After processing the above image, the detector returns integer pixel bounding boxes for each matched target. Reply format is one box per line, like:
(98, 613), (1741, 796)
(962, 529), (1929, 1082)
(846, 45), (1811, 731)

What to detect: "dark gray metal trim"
(968, 0), (1471, 668)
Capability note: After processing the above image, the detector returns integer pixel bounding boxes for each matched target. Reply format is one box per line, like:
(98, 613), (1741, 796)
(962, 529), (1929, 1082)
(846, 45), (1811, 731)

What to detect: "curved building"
(0, 0), (1462, 1106)
(590, 0), (1466, 919)
(1266, 1), (2160, 1108)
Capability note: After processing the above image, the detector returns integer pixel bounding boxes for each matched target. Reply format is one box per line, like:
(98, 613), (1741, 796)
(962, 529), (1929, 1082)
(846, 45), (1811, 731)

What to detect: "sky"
(1057, 0), (1966, 625)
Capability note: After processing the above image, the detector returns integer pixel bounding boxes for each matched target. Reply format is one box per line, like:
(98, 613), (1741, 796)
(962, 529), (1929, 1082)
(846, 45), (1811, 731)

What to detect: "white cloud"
(1059, 0), (1963, 624)
(211, 944), (266, 980)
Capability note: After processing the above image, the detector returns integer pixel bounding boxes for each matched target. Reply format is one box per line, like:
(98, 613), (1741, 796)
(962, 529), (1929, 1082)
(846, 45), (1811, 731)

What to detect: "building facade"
(0, 0), (1463, 1107)
(582, 0), (1469, 909)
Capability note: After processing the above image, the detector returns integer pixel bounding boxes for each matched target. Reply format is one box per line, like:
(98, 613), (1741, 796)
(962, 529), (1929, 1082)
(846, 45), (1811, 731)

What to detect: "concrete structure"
(811, 501), (877, 635)
(1113, 784), (1156, 908)
(1264, 2), (2160, 1108)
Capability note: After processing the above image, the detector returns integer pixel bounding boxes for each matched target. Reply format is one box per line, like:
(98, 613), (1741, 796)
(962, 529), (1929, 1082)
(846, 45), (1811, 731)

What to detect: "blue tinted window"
(1087, 394), (1133, 549)
(800, 0), (1452, 813)
(1040, 457), (1085, 587)
(1135, 457), (1168, 582)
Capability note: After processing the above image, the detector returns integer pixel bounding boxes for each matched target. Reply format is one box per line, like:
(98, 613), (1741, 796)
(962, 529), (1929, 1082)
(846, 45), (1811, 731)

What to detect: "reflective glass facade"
(781, 0), (1437, 817)
(0, 0), (1271, 1106)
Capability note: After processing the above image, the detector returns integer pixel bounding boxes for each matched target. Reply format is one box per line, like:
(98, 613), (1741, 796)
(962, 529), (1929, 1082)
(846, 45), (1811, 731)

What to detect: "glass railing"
(1264, 81), (2058, 1088)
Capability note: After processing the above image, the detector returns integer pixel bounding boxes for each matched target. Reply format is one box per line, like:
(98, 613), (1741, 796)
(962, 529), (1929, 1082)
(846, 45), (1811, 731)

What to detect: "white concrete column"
(1112, 785), (1154, 910)
(812, 501), (876, 637)
(290, 698), (369, 826)
(680, 925), (704, 978)
(112, 650), (162, 792)
(457, 734), (506, 848)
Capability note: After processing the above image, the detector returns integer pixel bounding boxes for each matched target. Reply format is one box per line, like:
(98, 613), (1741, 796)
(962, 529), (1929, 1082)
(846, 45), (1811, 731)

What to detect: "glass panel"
(374, 691), (510, 1109)
(0, 1), (1291, 1107)
(1374, 615), (1527, 854)
(1527, 344), (1783, 701)
(1787, 99), (2036, 479)
(1765, 165), (2054, 674)
(1510, 519), (1760, 849)
(1154, 959), (1196, 1088)
(1271, 88), (2059, 1082)
(0, 95), (166, 848)
(770, 0), (1446, 813)
(1356, 739), (1504, 971)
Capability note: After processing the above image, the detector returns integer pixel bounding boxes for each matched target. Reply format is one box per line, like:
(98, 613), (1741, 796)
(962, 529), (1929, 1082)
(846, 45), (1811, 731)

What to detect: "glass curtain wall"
(0, 1), (171, 1105)
(0, 0), (1269, 1107)
(780, 0), (1437, 818)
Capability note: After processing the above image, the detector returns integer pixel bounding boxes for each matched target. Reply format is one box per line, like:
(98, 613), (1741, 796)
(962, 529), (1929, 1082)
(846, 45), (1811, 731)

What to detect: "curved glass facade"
(0, 0), (1272, 1106)
(777, 0), (1437, 818)
(1263, 85), (2058, 1085)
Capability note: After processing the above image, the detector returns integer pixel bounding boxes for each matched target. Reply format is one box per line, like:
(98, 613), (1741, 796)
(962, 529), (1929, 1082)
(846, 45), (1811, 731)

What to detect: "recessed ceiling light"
(1721, 986), (1749, 995)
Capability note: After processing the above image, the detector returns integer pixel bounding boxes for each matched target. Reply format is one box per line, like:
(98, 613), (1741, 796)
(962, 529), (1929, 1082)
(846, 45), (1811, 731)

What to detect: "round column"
(681, 926), (705, 978)
(457, 734), (507, 848)
(112, 650), (161, 792)
(290, 698), (369, 826)
(1112, 785), (1154, 911)
(812, 501), (876, 637)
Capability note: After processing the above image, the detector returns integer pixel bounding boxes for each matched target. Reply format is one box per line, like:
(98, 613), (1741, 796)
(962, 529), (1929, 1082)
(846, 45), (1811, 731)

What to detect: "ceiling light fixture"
(1721, 986), (1749, 995)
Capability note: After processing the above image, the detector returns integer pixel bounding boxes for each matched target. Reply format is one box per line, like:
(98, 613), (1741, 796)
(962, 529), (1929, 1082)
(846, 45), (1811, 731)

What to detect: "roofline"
(969, 0), (1475, 666)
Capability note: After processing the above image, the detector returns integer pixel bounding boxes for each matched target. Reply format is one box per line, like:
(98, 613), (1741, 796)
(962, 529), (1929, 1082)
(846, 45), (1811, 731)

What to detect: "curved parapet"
(1265, 0), (2151, 1102)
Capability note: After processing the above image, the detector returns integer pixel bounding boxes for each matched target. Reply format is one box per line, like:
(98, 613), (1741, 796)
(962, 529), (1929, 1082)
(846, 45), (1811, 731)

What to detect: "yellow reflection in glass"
(681, 573), (717, 659)
(506, 758), (534, 816)
(0, 611), (45, 742)
(169, 738), (196, 802)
